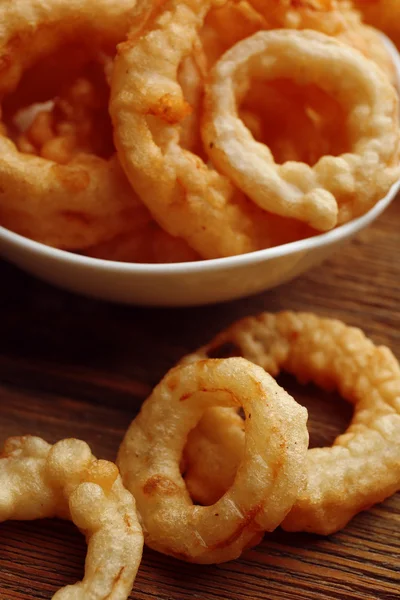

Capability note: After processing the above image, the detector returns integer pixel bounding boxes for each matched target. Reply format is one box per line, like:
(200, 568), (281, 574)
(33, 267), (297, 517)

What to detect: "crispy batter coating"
(248, 0), (357, 33)
(182, 311), (400, 534)
(118, 357), (308, 563)
(0, 436), (144, 599)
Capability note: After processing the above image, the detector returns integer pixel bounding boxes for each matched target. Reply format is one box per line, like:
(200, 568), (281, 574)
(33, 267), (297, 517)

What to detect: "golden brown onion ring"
(0, 0), (146, 250)
(181, 311), (400, 534)
(118, 357), (309, 563)
(111, 0), (314, 259)
(202, 30), (400, 229)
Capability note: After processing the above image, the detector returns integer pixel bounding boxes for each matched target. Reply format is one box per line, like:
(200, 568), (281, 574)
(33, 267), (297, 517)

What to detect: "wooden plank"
(0, 200), (399, 600)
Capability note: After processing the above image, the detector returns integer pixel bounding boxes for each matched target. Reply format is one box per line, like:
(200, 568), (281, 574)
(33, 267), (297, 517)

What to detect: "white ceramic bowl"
(0, 35), (399, 307)
(0, 181), (398, 307)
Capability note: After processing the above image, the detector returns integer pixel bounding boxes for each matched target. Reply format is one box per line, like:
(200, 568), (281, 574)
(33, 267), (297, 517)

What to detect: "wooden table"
(0, 200), (399, 600)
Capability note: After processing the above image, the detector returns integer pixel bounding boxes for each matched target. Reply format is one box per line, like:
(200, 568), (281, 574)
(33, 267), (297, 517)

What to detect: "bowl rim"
(0, 33), (399, 277)
(0, 180), (399, 275)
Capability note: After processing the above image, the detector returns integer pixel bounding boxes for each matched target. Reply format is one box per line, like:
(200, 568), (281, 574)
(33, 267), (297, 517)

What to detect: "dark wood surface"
(0, 200), (399, 600)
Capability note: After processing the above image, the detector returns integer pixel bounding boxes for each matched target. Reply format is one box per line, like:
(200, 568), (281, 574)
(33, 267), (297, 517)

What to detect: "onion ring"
(0, 435), (143, 599)
(118, 357), (309, 563)
(181, 311), (400, 534)
(111, 0), (314, 259)
(0, 0), (146, 250)
(202, 29), (400, 229)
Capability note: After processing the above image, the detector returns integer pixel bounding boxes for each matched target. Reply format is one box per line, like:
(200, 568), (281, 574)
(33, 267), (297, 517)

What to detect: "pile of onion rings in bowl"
(0, 0), (399, 262)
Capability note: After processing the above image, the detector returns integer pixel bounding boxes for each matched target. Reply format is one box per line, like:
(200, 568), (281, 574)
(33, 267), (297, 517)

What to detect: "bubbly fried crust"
(118, 357), (308, 563)
(110, 0), (255, 259)
(182, 311), (400, 534)
(0, 436), (144, 599)
(9, 69), (197, 261)
(0, 0), (145, 250)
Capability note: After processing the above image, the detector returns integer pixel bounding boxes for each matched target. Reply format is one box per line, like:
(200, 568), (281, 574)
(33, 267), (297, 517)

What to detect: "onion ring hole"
(238, 78), (351, 166)
(181, 374), (353, 507)
(2, 45), (115, 164)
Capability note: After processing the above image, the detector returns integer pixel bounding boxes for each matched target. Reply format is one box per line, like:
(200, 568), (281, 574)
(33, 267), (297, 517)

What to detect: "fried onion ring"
(111, 0), (313, 259)
(202, 30), (400, 229)
(118, 357), (309, 563)
(8, 70), (200, 262)
(0, 0), (146, 250)
(181, 311), (400, 534)
(0, 435), (143, 599)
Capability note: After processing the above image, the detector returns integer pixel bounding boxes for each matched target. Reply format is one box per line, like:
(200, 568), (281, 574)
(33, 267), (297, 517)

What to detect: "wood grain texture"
(0, 199), (399, 600)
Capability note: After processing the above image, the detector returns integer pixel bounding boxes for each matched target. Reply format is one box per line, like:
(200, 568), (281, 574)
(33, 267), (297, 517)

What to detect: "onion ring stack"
(110, 0), (400, 259)
(180, 311), (400, 534)
(0, 0), (398, 260)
